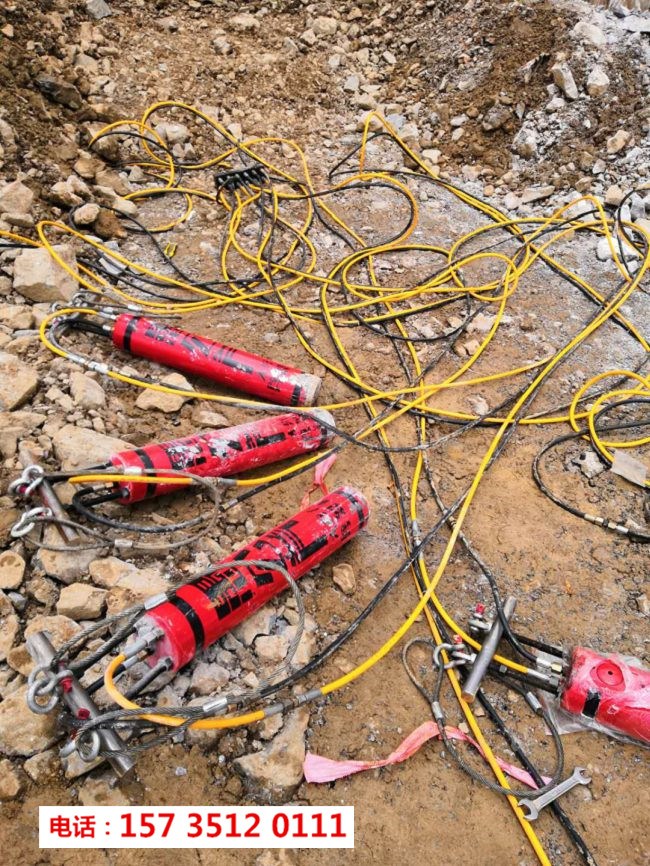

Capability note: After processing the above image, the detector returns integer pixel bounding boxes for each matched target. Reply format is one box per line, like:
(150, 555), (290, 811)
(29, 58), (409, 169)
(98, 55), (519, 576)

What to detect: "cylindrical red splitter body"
(560, 646), (650, 745)
(142, 486), (369, 671)
(111, 314), (321, 406)
(110, 410), (335, 503)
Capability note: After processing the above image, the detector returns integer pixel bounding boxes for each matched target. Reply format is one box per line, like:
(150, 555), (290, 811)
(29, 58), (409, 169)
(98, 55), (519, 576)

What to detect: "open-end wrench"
(518, 767), (591, 820)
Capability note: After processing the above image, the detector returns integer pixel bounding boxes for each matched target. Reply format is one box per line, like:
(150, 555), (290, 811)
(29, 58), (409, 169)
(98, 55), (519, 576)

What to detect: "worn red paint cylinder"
(109, 410), (335, 503)
(142, 486), (369, 671)
(111, 313), (321, 406)
(560, 646), (650, 745)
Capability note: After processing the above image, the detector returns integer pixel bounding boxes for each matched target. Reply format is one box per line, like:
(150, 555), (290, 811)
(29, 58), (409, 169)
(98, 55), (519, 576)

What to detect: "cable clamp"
(70, 292), (92, 307)
(216, 477), (237, 487)
(123, 466), (144, 476)
(144, 593), (168, 611)
(524, 691), (543, 714)
(202, 697), (228, 715)
(295, 688), (322, 706)
(113, 538), (134, 550)
(431, 701), (445, 724)
(66, 351), (91, 368)
(94, 305), (119, 320)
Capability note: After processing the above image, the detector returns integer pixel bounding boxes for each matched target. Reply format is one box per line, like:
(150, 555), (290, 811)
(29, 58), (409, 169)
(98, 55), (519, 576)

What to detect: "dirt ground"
(0, 2), (649, 866)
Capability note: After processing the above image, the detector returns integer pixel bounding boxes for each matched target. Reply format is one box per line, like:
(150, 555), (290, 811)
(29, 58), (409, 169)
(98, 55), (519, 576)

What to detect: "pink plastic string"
(304, 721), (549, 789)
(300, 452), (337, 508)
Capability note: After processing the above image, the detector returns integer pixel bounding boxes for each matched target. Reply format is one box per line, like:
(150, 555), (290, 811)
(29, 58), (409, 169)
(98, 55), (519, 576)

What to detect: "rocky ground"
(0, 2), (649, 866)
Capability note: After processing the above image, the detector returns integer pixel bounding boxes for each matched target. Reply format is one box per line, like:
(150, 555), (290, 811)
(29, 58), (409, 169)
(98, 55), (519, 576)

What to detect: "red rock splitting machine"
(76, 409), (335, 507)
(557, 646), (650, 745)
(10, 410), (336, 538)
(51, 309), (322, 406)
(460, 603), (650, 747)
(25, 486), (369, 776)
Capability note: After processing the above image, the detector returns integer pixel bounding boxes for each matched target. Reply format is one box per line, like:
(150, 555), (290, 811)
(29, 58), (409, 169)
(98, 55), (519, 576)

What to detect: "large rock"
(6, 642), (34, 676)
(0, 590), (20, 662)
(23, 748), (61, 784)
(78, 774), (130, 806)
(0, 180), (33, 214)
(551, 62), (579, 100)
(234, 708), (309, 803)
(35, 75), (83, 110)
(233, 607), (274, 647)
(0, 758), (24, 800)
(572, 21), (606, 47)
(0, 410), (45, 457)
(606, 129), (632, 155)
(134, 373), (194, 413)
(37, 525), (101, 584)
(0, 352), (38, 410)
(587, 66), (609, 97)
(230, 12), (259, 31)
(25, 613), (82, 646)
(52, 423), (129, 470)
(88, 556), (169, 597)
(0, 550), (26, 590)
(153, 123), (190, 146)
(69, 371), (106, 409)
(521, 185), (555, 204)
(481, 104), (511, 132)
(13, 244), (78, 303)
(104, 563), (168, 615)
(0, 303), (34, 330)
(254, 634), (289, 663)
(332, 562), (356, 595)
(89, 556), (137, 588)
(56, 583), (107, 619)
(513, 127), (538, 159)
(189, 661), (230, 696)
(72, 203), (101, 226)
(0, 685), (58, 756)
(86, 0), (112, 20)
(312, 16), (338, 37)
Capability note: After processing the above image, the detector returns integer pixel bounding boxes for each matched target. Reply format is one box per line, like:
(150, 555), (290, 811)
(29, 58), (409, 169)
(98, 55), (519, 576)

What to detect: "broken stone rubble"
(234, 708), (309, 804)
(12, 244), (78, 303)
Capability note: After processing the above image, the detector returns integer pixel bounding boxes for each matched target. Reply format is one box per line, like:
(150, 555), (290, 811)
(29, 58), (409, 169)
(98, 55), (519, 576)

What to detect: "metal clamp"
(432, 641), (474, 670)
(8, 464), (45, 499)
(432, 642), (455, 668)
(26, 664), (73, 714)
(26, 632), (134, 777)
(11, 506), (53, 538)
